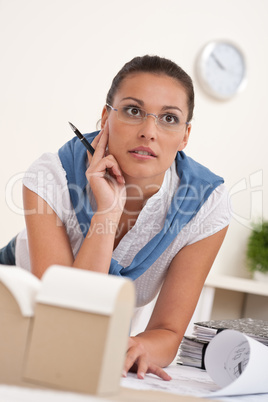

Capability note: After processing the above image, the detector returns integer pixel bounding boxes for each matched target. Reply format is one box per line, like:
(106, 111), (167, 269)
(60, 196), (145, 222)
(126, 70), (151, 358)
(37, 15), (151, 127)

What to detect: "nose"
(138, 114), (158, 141)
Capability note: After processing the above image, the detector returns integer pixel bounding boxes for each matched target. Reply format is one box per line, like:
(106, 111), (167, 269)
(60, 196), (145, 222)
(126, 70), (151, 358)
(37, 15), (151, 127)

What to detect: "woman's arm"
(23, 186), (122, 278)
(24, 125), (125, 278)
(23, 185), (74, 278)
(123, 226), (228, 379)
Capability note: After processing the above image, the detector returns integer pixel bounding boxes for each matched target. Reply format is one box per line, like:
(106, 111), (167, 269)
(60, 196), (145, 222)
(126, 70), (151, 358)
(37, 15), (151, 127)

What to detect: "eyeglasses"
(106, 103), (189, 132)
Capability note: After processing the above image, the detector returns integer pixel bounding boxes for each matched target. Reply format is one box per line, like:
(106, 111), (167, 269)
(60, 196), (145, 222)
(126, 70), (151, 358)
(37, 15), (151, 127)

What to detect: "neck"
(123, 173), (165, 214)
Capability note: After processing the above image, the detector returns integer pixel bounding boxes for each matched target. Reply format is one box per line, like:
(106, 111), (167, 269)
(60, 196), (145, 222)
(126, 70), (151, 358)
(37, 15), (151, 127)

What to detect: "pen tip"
(68, 121), (76, 131)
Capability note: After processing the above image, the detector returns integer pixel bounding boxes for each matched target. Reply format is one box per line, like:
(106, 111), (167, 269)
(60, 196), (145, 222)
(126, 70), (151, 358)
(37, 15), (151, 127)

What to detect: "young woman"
(0, 55), (230, 380)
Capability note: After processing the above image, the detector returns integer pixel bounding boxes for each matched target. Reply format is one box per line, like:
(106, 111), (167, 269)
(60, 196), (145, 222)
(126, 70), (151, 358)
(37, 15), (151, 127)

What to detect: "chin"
(124, 167), (164, 182)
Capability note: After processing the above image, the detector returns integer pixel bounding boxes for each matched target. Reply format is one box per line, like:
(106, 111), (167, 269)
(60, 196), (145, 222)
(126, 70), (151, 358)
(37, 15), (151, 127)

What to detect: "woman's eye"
(161, 114), (179, 125)
(124, 107), (142, 117)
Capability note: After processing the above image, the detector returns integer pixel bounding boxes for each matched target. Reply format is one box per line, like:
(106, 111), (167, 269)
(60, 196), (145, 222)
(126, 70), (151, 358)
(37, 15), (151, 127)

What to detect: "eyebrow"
(120, 97), (144, 106)
(162, 105), (183, 115)
(120, 97), (184, 115)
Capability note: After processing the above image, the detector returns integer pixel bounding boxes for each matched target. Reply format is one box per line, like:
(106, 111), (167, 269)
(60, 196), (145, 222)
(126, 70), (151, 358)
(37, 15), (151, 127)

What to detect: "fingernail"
(139, 372), (145, 379)
(122, 370), (127, 378)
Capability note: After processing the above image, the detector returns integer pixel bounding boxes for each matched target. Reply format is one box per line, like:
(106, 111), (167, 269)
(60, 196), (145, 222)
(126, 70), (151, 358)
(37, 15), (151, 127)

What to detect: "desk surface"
(0, 365), (267, 402)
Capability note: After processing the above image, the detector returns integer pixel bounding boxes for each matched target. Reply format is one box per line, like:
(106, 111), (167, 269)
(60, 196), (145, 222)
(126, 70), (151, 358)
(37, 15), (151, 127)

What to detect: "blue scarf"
(58, 131), (224, 280)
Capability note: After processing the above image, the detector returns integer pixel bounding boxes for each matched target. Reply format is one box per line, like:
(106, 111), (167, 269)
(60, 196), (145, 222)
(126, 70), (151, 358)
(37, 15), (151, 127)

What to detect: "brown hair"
(106, 55), (194, 122)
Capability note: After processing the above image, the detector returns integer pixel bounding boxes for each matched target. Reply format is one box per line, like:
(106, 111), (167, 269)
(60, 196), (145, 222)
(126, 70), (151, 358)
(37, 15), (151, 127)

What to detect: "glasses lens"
(157, 114), (184, 132)
(115, 105), (187, 132)
(117, 106), (145, 125)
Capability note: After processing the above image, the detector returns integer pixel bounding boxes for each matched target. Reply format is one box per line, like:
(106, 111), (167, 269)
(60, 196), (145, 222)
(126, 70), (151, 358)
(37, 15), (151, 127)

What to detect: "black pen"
(68, 122), (95, 156)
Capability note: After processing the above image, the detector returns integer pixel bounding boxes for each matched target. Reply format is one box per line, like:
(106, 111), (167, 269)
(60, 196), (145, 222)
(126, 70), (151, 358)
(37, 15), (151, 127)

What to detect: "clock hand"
(211, 53), (226, 70)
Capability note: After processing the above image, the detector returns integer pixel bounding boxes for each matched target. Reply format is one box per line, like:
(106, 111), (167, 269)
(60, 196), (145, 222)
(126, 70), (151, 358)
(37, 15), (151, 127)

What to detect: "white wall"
(0, 0), (267, 279)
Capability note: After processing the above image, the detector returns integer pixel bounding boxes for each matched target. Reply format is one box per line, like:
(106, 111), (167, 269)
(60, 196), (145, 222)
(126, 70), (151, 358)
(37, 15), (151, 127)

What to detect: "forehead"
(113, 72), (188, 112)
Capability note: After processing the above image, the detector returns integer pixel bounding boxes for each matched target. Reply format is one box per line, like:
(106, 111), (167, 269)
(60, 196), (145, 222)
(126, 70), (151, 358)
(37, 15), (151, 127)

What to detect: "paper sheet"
(121, 365), (268, 401)
(204, 329), (268, 398)
(121, 365), (219, 397)
(121, 329), (268, 401)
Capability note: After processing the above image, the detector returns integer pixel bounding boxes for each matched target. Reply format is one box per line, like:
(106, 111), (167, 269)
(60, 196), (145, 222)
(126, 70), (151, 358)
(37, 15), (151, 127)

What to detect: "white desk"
(0, 365), (267, 402)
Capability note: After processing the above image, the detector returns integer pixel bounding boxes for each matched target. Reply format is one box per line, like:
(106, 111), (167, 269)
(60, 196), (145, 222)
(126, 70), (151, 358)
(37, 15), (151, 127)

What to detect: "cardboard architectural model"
(0, 265), (135, 395)
(0, 267), (40, 386)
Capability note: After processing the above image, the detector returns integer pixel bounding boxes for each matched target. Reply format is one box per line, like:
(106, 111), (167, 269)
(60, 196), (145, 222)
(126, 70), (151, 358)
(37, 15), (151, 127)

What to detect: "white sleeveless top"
(16, 152), (231, 307)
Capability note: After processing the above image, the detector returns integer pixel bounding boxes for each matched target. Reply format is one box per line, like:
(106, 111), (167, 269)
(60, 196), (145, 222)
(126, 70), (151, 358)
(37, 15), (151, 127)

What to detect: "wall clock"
(196, 40), (247, 100)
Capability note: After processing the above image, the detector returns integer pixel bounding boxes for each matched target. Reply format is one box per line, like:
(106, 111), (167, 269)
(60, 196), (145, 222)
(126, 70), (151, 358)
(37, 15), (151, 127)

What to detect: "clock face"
(196, 41), (247, 100)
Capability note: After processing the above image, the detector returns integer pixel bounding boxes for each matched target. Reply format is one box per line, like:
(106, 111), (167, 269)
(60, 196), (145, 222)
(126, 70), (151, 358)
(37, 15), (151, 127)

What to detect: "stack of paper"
(177, 318), (268, 369)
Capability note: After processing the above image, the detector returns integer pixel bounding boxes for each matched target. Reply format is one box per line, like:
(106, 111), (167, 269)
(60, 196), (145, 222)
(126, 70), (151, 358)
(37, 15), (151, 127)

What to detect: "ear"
(101, 106), (109, 128)
(177, 123), (191, 152)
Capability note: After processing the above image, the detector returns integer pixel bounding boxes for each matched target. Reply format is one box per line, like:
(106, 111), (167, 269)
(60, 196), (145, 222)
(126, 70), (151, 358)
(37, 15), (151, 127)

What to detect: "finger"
(88, 124), (124, 184)
(91, 130), (104, 149)
(88, 154), (125, 185)
(87, 122), (108, 164)
(127, 337), (136, 349)
(147, 364), (172, 381)
(123, 346), (140, 376)
(86, 131), (104, 164)
(135, 355), (172, 381)
(86, 155), (125, 187)
(92, 122), (109, 160)
(122, 337), (136, 376)
(105, 155), (125, 184)
(135, 356), (148, 380)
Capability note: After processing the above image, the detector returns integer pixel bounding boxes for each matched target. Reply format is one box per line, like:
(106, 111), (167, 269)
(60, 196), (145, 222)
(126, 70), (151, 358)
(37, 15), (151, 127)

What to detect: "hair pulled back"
(106, 55), (195, 122)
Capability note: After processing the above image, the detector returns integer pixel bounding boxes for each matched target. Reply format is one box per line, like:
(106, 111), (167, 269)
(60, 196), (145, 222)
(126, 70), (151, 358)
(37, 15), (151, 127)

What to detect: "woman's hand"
(86, 123), (126, 218)
(123, 337), (172, 381)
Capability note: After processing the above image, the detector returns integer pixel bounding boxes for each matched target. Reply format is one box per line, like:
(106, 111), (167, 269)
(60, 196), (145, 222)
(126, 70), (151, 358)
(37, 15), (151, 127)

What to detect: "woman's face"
(102, 72), (191, 184)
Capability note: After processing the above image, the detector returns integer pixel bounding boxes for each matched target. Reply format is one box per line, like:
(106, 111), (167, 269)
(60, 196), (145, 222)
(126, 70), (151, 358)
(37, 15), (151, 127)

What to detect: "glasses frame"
(106, 103), (189, 132)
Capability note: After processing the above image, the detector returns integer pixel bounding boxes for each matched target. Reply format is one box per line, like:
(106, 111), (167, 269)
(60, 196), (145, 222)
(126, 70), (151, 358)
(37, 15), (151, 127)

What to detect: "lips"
(129, 147), (156, 157)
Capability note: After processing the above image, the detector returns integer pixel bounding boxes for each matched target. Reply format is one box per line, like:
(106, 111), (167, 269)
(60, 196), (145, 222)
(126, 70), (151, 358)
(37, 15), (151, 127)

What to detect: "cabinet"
(191, 274), (268, 328)
(132, 274), (268, 337)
